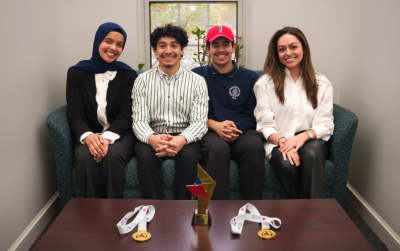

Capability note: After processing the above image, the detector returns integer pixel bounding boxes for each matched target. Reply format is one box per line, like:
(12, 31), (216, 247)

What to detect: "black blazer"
(66, 67), (138, 143)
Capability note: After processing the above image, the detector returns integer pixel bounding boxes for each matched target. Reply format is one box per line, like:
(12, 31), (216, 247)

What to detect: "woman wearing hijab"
(67, 22), (137, 199)
(254, 27), (334, 199)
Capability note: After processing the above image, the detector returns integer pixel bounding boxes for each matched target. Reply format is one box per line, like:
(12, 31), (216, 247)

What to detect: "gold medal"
(132, 231), (151, 242)
(258, 229), (276, 240)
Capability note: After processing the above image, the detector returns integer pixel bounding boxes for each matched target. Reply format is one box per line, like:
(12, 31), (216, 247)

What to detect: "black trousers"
(135, 139), (201, 200)
(73, 132), (136, 199)
(199, 129), (265, 200)
(270, 139), (329, 199)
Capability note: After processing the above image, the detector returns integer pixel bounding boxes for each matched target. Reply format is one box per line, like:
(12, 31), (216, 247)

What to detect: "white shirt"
(79, 71), (120, 144)
(132, 65), (209, 144)
(254, 68), (334, 159)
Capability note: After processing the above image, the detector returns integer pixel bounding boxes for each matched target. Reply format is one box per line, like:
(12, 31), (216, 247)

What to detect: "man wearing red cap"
(192, 25), (265, 200)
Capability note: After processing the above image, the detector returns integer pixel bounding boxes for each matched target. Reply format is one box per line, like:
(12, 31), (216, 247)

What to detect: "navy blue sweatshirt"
(192, 61), (259, 132)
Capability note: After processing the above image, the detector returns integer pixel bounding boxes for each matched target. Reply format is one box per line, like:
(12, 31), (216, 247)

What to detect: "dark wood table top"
(34, 198), (373, 251)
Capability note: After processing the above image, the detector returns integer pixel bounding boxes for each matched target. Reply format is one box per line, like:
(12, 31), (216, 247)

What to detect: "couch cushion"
(262, 189), (289, 200)
(263, 159), (283, 190)
(72, 157), (336, 199)
(125, 158), (140, 188)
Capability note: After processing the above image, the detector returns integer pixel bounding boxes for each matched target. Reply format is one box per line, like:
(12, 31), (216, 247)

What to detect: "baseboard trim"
(8, 191), (60, 251)
(346, 183), (400, 251)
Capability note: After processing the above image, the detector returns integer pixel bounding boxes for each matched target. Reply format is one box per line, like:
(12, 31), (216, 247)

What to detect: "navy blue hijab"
(73, 22), (133, 73)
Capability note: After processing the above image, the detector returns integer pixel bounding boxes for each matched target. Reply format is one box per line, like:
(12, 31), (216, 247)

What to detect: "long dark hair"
(263, 27), (318, 109)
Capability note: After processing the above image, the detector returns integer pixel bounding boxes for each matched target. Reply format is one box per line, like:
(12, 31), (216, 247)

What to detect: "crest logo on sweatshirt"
(229, 86), (241, 99)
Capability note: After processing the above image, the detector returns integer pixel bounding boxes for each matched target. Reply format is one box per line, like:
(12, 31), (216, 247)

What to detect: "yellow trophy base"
(192, 209), (212, 226)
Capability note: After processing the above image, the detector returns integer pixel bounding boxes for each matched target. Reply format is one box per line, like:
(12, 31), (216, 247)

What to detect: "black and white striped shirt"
(132, 65), (209, 144)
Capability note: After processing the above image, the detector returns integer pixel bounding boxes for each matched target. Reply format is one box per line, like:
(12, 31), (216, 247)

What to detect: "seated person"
(254, 27), (334, 199)
(132, 24), (209, 200)
(192, 25), (265, 200)
(67, 22), (137, 198)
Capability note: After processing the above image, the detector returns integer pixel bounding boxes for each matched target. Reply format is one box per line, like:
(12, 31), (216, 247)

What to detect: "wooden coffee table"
(34, 198), (373, 251)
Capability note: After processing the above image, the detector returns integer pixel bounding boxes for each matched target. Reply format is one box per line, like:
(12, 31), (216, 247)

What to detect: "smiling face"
(277, 33), (304, 72)
(98, 31), (124, 63)
(154, 36), (184, 70)
(207, 37), (236, 71)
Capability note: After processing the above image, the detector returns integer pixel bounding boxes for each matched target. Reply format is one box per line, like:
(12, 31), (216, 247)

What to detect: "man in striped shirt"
(132, 24), (209, 200)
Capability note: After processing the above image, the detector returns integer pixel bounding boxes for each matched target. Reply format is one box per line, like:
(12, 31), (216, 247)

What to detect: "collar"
(156, 64), (184, 80)
(209, 60), (239, 78)
(285, 67), (302, 82)
(95, 70), (117, 82)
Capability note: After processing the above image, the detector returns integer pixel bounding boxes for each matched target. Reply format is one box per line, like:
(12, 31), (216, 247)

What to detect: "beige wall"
(340, 0), (400, 236)
(62, 0), (144, 72)
(0, 0), (142, 250)
(245, 0), (343, 104)
(1, 0), (399, 250)
(0, 1), (67, 250)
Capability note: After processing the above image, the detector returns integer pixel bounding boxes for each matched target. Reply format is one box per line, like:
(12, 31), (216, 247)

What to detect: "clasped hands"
(148, 134), (187, 157)
(84, 134), (111, 163)
(213, 120), (242, 142)
(278, 133), (309, 167)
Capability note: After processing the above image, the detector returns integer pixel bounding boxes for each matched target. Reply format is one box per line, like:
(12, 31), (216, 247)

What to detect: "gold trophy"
(186, 164), (216, 225)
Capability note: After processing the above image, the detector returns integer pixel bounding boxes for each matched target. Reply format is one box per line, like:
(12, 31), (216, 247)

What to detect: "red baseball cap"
(205, 25), (234, 43)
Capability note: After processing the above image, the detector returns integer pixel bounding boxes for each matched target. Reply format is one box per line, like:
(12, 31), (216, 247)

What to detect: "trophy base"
(192, 209), (212, 226)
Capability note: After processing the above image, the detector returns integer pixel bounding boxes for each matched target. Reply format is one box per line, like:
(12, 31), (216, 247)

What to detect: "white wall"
(63, 0), (144, 73)
(340, 0), (400, 239)
(0, 1), (68, 250)
(245, 0), (343, 104)
(0, 0), (143, 250)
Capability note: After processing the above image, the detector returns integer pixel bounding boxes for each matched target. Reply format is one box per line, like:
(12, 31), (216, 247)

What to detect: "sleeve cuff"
(80, 132), (93, 144)
(180, 131), (194, 144)
(101, 131), (121, 144)
(310, 125), (328, 139)
(143, 130), (157, 144)
(260, 127), (278, 142)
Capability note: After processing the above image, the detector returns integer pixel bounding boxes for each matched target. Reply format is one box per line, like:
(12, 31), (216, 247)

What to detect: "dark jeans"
(199, 129), (265, 200)
(73, 132), (136, 199)
(135, 136), (201, 200)
(270, 139), (329, 199)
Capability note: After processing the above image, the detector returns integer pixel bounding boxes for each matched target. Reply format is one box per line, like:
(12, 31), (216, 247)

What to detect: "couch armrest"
(330, 104), (358, 206)
(46, 105), (74, 208)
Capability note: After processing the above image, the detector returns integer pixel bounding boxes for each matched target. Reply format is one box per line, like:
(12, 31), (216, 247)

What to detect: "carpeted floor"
(342, 201), (389, 251)
(29, 199), (389, 251)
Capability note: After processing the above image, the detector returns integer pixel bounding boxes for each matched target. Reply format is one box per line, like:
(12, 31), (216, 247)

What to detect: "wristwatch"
(307, 130), (314, 140)
(277, 136), (285, 146)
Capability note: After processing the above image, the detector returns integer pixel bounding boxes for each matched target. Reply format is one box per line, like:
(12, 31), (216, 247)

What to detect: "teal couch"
(47, 70), (358, 208)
